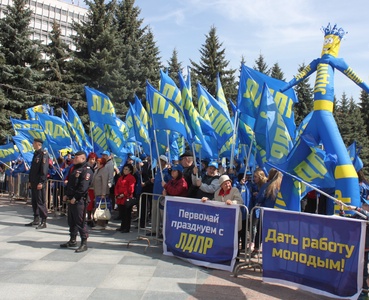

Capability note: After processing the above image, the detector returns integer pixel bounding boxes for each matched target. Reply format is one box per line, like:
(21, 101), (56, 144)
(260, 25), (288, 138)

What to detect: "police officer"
(60, 151), (93, 253)
(25, 138), (49, 229)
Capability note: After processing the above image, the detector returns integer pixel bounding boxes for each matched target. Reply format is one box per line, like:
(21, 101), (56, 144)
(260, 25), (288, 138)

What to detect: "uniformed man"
(25, 138), (49, 229)
(60, 151), (93, 253)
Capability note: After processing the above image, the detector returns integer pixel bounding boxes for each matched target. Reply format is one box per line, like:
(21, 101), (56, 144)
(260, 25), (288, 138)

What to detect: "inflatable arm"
(280, 59), (319, 92)
(331, 58), (369, 93)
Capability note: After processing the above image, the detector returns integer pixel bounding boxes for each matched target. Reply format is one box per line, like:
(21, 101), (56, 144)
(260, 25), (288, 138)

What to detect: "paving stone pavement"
(0, 196), (337, 300)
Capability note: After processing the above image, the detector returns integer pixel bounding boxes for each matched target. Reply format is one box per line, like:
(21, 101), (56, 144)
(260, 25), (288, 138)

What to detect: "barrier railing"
(6, 173), (30, 202)
(128, 193), (251, 261)
(45, 179), (66, 215)
(127, 192), (164, 252)
(233, 206), (263, 276)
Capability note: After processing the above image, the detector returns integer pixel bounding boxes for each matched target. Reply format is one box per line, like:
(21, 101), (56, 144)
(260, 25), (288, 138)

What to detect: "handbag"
(94, 197), (111, 221)
(125, 197), (138, 209)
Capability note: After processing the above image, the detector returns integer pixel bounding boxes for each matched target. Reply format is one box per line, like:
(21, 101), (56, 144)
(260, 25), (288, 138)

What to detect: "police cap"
(33, 138), (44, 144)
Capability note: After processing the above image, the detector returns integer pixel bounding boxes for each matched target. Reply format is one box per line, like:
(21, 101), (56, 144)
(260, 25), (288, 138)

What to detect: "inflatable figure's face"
(321, 34), (341, 57)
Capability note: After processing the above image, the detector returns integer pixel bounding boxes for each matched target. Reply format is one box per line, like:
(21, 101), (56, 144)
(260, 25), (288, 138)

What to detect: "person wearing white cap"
(201, 174), (243, 232)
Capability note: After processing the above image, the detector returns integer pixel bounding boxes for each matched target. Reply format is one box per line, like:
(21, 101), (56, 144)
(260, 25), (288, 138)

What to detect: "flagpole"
(243, 133), (254, 178)
(89, 121), (94, 151)
(148, 138), (154, 179)
(0, 160), (13, 171)
(229, 110), (239, 169)
(166, 131), (171, 164)
(191, 143), (198, 180)
(153, 130), (164, 182)
(45, 137), (63, 179)
(266, 162), (368, 219)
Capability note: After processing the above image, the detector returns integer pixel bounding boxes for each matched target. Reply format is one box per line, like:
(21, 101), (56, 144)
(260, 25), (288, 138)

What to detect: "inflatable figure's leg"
(314, 110), (360, 213)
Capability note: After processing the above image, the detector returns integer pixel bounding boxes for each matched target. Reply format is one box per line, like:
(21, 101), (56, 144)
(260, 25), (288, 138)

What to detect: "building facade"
(0, 0), (87, 49)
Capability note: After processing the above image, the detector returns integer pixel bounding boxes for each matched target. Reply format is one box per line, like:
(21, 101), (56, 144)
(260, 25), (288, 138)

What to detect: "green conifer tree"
(139, 27), (162, 98)
(269, 62), (285, 81)
(190, 26), (237, 101)
(70, 0), (125, 118)
(40, 21), (73, 115)
(253, 53), (269, 76)
(166, 48), (182, 87)
(0, 0), (43, 139)
(358, 90), (369, 138)
(293, 63), (314, 126)
(114, 0), (145, 109)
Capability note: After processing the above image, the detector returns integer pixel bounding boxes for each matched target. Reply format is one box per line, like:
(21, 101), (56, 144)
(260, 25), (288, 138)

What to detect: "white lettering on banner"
(171, 221), (217, 235)
(178, 209), (219, 223)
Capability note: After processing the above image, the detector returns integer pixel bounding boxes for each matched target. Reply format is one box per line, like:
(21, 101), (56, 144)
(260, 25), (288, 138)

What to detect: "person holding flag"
(25, 138), (49, 229)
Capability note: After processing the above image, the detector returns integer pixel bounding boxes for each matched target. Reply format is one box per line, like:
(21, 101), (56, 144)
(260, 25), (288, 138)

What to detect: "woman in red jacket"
(115, 163), (136, 233)
(162, 164), (188, 197)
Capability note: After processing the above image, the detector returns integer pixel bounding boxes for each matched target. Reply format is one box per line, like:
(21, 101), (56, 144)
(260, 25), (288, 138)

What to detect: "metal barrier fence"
(45, 179), (66, 215)
(128, 193), (251, 262)
(128, 192), (164, 251)
(233, 206), (263, 276)
(4, 173), (30, 201)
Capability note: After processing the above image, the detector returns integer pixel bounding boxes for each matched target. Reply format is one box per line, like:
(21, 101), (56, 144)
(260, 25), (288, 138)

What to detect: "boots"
(36, 220), (47, 229)
(25, 217), (40, 226)
(75, 239), (88, 253)
(60, 236), (77, 248)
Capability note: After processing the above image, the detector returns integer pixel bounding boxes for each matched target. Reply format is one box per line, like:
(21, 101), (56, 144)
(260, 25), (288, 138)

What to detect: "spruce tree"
(166, 48), (182, 87)
(269, 62), (285, 81)
(358, 90), (369, 138)
(0, 0), (43, 139)
(139, 27), (162, 98)
(70, 0), (124, 118)
(347, 97), (369, 176)
(40, 21), (73, 115)
(334, 92), (351, 140)
(293, 63), (314, 126)
(190, 26), (237, 101)
(253, 54), (269, 76)
(114, 0), (145, 108)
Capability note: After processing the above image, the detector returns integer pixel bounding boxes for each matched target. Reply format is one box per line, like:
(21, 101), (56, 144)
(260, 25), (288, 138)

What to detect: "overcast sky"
(135, 0), (369, 102)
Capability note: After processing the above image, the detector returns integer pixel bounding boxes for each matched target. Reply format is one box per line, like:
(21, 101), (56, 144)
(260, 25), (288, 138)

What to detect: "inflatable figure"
(281, 24), (369, 212)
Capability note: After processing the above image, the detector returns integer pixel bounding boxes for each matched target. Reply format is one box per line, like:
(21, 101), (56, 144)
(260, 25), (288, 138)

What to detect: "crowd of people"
(3, 137), (369, 296)
(1, 139), (288, 254)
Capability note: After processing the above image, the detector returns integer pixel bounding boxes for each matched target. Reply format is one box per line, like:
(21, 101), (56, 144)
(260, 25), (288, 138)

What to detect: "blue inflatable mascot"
(281, 24), (369, 213)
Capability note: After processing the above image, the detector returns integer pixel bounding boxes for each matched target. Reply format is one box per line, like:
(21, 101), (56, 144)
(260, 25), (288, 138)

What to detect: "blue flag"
(216, 73), (231, 119)
(197, 82), (234, 150)
(67, 103), (93, 153)
(37, 113), (74, 153)
(133, 95), (149, 130)
(0, 143), (19, 163)
(25, 104), (51, 120)
(129, 102), (151, 156)
(347, 141), (364, 172)
(254, 84), (293, 165)
(178, 72), (213, 158)
(146, 81), (189, 140)
(12, 133), (34, 165)
(85, 86), (116, 126)
(237, 64), (297, 140)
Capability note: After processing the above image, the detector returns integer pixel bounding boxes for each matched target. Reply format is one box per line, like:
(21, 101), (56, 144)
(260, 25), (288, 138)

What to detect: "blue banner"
(237, 64), (297, 140)
(0, 143), (19, 163)
(85, 86), (117, 126)
(262, 208), (364, 299)
(12, 134), (34, 165)
(67, 103), (93, 153)
(163, 196), (239, 271)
